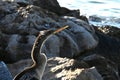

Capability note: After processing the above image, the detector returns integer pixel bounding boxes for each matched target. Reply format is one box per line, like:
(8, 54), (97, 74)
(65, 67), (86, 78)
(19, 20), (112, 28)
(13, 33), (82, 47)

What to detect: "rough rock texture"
(7, 59), (33, 77)
(7, 57), (103, 80)
(82, 54), (119, 80)
(85, 26), (120, 79)
(0, 61), (13, 80)
(43, 57), (103, 80)
(1, 0), (120, 80)
(0, 0), (98, 63)
(91, 26), (120, 64)
(97, 25), (120, 39)
(7, 0), (80, 17)
(33, 0), (80, 17)
(7, 55), (119, 80)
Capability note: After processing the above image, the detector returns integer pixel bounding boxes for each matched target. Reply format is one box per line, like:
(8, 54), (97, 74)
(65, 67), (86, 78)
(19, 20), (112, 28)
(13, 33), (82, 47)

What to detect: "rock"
(1, 0), (120, 80)
(33, 0), (80, 16)
(97, 29), (120, 63)
(0, 61), (13, 80)
(0, 1), (18, 14)
(7, 59), (33, 77)
(7, 57), (103, 80)
(77, 67), (103, 80)
(97, 25), (120, 39)
(85, 27), (120, 77)
(82, 54), (120, 80)
(89, 15), (104, 22)
(13, 0), (33, 5)
(42, 18), (98, 58)
(78, 15), (89, 23)
(3, 0), (33, 5)
(7, 55), (120, 80)
(5, 34), (36, 63)
(59, 19), (98, 55)
(60, 8), (80, 17)
(5, 0), (80, 17)
(42, 35), (61, 57)
(43, 57), (102, 80)
(0, 1), (98, 63)
(33, 0), (61, 14)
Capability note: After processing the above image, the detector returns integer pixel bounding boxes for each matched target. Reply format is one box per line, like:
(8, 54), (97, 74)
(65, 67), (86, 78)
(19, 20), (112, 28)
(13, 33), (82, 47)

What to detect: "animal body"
(14, 26), (69, 80)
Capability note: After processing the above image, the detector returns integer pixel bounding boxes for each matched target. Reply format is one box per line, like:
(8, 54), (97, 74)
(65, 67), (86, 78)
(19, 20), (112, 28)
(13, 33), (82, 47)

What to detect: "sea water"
(57, 0), (120, 28)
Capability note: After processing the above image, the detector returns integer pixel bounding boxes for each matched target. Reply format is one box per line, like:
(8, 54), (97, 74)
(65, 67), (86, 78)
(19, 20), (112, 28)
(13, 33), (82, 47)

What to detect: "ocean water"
(57, 0), (120, 28)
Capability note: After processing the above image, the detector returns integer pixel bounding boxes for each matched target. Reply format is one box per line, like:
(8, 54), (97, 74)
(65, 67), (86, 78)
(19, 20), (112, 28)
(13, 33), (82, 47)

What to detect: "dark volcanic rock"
(43, 57), (103, 80)
(0, 1), (98, 63)
(8, 55), (119, 80)
(82, 54), (119, 80)
(84, 27), (120, 77)
(97, 25), (120, 39)
(33, 0), (61, 14)
(0, 61), (13, 80)
(33, 0), (80, 16)
(78, 15), (89, 23)
(7, 57), (103, 80)
(1, 0), (120, 80)
(89, 15), (103, 22)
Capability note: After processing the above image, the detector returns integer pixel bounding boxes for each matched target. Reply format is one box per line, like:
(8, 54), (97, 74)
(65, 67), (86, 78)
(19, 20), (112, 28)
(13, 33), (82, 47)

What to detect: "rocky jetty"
(0, 0), (120, 80)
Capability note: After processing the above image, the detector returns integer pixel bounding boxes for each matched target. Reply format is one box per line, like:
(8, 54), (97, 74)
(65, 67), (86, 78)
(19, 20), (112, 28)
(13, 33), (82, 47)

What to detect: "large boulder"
(33, 0), (80, 16)
(82, 54), (119, 80)
(6, 0), (80, 17)
(92, 25), (120, 63)
(7, 57), (103, 80)
(97, 25), (120, 39)
(1, 0), (120, 79)
(7, 55), (119, 80)
(0, 1), (98, 63)
(43, 57), (103, 80)
(5, 35), (36, 63)
(85, 26), (120, 77)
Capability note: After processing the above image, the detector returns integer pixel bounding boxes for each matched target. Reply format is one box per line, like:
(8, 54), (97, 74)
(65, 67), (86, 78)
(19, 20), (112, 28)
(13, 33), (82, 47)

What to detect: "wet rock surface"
(0, 0), (120, 80)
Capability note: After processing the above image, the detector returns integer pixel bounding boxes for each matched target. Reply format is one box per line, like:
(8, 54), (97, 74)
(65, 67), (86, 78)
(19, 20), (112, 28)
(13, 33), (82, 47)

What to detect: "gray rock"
(1, 0), (120, 80)
(5, 35), (36, 62)
(0, 61), (13, 80)
(7, 59), (33, 77)
(7, 55), (119, 80)
(42, 35), (61, 57)
(3, 0), (33, 5)
(89, 15), (104, 22)
(59, 20), (98, 57)
(7, 57), (103, 80)
(33, 0), (80, 16)
(78, 67), (103, 80)
(0, 1), (98, 63)
(42, 57), (103, 80)
(82, 54), (120, 80)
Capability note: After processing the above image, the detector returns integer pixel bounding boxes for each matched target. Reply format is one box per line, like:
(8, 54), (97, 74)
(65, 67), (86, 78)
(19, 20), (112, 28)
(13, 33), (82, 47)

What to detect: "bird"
(13, 26), (69, 80)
